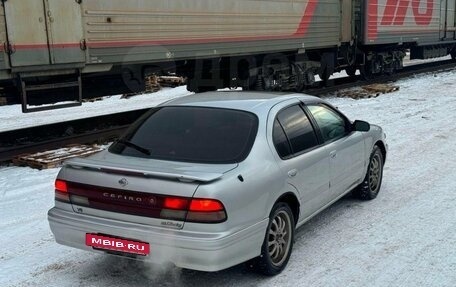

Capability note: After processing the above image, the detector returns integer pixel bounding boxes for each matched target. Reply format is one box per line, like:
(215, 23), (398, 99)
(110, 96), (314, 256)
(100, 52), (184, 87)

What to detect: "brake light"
(55, 179), (67, 193)
(160, 197), (227, 223)
(163, 197), (189, 210)
(189, 199), (224, 212)
(54, 179), (69, 202)
(186, 198), (226, 223)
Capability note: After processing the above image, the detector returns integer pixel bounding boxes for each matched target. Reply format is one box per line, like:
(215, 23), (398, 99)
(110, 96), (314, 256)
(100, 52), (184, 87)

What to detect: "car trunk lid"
(59, 152), (236, 229)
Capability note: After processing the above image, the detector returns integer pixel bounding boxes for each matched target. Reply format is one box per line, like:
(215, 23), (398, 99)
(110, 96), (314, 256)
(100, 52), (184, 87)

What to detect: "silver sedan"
(48, 92), (387, 275)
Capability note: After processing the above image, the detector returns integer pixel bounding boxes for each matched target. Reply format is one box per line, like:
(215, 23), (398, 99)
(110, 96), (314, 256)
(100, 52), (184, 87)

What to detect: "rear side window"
(109, 106), (258, 164)
(273, 105), (318, 158)
(273, 119), (292, 158)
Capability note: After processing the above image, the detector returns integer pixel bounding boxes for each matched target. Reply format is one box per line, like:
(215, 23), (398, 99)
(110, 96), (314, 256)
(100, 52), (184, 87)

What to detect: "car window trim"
(274, 118), (294, 158)
(300, 103), (324, 145)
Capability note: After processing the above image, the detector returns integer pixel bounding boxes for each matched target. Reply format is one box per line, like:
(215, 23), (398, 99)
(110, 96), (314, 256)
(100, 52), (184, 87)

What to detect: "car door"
(269, 103), (331, 221)
(306, 104), (365, 198)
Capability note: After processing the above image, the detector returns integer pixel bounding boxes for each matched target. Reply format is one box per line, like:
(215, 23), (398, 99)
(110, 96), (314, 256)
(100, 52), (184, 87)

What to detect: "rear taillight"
(163, 197), (189, 210)
(161, 197), (190, 221)
(54, 179), (69, 202)
(187, 199), (227, 223)
(160, 197), (227, 223)
(189, 199), (224, 212)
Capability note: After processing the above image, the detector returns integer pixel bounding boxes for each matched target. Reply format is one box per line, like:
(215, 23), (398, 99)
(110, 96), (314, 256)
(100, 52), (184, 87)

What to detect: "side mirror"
(353, 120), (371, 132)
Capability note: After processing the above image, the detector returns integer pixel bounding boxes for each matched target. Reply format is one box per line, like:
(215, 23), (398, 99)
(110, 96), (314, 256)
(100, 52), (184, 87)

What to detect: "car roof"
(161, 91), (322, 112)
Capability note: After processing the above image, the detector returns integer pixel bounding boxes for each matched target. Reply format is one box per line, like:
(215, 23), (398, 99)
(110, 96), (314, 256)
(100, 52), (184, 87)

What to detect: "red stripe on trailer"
(412, 0), (434, 26)
(368, 0), (379, 40)
(294, 0), (319, 37)
(12, 43), (81, 50)
(381, 0), (435, 26)
(393, 0), (410, 25)
(86, 34), (299, 48)
(381, 0), (397, 25)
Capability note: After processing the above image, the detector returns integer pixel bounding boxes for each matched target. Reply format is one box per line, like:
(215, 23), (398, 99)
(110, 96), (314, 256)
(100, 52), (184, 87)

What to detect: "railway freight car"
(0, 0), (455, 112)
(356, 0), (456, 77)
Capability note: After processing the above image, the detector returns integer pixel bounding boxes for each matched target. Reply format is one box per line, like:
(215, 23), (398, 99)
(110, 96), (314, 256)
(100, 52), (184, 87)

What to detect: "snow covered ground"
(1, 69), (456, 286)
(0, 87), (193, 132)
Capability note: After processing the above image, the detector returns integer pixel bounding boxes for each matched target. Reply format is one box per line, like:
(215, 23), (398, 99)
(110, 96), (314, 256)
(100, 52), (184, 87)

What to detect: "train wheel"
(319, 67), (330, 84)
(346, 66), (357, 77)
(360, 63), (374, 80)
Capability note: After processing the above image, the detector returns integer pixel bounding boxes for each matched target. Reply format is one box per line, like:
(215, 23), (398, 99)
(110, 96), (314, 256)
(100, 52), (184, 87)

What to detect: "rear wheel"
(248, 202), (295, 276)
(354, 145), (384, 200)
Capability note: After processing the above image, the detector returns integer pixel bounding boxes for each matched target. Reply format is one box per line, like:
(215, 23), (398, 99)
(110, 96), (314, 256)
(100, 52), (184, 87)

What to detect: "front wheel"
(249, 202), (295, 276)
(354, 145), (384, 200)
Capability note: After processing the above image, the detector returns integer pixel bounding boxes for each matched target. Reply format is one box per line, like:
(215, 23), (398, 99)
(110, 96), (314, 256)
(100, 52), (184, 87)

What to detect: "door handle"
(330, 151), (337, 159)
(288, 169), (298, 178)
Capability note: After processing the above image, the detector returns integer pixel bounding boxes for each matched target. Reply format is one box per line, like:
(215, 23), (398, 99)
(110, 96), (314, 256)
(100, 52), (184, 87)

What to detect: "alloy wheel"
(369, 153), (382, 191)
(267, 210), (292, 267)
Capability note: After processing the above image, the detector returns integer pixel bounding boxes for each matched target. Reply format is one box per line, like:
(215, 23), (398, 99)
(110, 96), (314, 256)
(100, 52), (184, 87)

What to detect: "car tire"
(354, 145), (384, 200)
(248, 202), (295, 276)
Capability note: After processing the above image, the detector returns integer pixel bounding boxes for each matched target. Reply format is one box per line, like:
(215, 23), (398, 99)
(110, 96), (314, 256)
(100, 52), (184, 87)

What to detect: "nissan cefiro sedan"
(48, 92), (387, 275)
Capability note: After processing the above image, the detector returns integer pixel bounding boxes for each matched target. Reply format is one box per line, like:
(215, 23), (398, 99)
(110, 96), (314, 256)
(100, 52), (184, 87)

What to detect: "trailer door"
(4, 0), (85, 67)
(441, 0), (456, 39)
(45, 0), (85, 64)
(340, 0), (353, 43)
(446, 0), (456, 39)
(4, 0), (51, 66)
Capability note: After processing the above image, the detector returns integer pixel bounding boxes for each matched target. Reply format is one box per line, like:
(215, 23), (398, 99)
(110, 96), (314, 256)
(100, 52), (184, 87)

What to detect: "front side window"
(109, 106), (258, 164)
(307, 105), (348, 142)
(273, 105), (318, 158)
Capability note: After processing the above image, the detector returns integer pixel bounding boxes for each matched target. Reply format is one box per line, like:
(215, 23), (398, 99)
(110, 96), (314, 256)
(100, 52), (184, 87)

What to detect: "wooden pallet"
(337, 90), (380, 99)
(82, 96), (104, 103)
(145, 74), (161, 93)
(12, 145), (104, 170)
(121, 74), (185, 99)
(362, 84), (400, 94)
(157, 75), (186, 87)
(337, 83), (400, 99)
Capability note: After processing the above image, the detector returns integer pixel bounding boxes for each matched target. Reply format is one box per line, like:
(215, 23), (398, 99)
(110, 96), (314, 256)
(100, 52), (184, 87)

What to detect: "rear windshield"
(109, 106), (258, 164)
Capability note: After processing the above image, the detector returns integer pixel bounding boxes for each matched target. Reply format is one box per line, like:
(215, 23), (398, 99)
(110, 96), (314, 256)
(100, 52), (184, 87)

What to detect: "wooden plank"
(157, 76), (186, 87)
(12, 145), (104, 170)
(337, 84), (400, 99)
(362, 84), (400, 94)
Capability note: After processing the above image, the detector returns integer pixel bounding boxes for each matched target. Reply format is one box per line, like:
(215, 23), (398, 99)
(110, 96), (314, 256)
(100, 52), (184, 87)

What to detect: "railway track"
(306, 59), (456, 96)
(0, 109), (149, 162)
(0, 59), (455, 163)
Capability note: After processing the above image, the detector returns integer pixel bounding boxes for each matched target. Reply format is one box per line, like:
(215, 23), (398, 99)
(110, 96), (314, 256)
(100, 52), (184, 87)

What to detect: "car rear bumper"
(48, 207), (268, 272)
